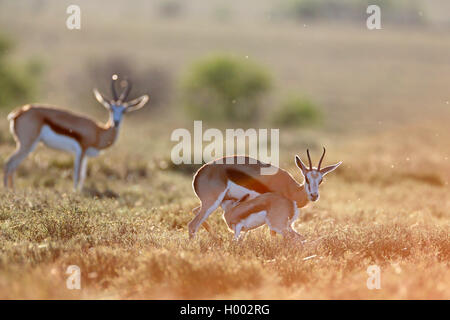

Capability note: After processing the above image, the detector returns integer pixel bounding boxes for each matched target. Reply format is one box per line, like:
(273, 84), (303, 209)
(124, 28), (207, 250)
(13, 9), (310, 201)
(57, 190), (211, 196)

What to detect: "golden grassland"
(0, 118), (448, 299)
(0, 0), (449, 299)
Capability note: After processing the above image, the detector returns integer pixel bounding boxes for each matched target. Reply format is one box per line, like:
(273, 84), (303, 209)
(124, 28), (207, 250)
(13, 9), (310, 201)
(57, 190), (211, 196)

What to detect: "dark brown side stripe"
(43, 118), (83, 144)
(225, 168), (272, 194)
(228, 202), (269, 224)
(230, 195), (296, 222)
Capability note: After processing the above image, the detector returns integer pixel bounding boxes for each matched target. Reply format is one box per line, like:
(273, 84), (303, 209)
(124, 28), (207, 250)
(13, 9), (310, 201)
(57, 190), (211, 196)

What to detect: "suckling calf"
(223, 192), (303, 240)
(189, 148), (342, 239)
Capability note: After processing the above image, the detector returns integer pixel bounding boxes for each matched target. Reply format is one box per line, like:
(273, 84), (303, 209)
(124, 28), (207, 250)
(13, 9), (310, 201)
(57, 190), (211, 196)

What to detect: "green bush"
(181, 55), (271, 123)
(0, 33), (42, 109)
(280, 0), (424, 25)
(273, 96), (321, 127)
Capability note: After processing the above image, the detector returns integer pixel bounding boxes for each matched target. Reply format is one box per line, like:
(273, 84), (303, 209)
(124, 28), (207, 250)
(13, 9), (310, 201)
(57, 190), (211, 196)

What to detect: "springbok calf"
(223, 192), (301, 240)
(4, 75), (149, 190)
(188, 148), (341, 239)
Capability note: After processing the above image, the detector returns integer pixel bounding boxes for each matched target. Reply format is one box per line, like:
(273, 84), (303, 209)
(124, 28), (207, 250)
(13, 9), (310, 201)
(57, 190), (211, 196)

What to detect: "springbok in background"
(4, 75), (149, 191)
(188, 148), (341, 239)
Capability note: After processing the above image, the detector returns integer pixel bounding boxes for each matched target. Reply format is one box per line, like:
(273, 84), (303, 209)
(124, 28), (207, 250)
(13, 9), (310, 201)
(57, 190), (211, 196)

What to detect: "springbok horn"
(306, 149), (312, 170)
(119, 78), (132, 103)
(111, 74), (119, 101)
(318, 147), (326, 170)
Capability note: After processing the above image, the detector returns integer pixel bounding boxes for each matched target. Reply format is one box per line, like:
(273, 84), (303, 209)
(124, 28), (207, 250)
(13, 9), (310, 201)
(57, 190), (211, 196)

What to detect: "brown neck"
(97, 120), (119, 150)
(289, 182), (309, 208)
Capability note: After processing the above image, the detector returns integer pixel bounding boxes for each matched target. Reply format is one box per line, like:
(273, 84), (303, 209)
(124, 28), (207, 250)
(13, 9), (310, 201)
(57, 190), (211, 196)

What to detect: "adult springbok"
(4, 75), (149, 190)
(188, 148), (341, 239)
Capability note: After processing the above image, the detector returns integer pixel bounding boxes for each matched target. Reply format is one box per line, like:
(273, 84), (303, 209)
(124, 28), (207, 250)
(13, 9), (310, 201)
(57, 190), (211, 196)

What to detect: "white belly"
(86, 147), (100, 157)
(290, 201), (300, 223)
(226, 180), (260, 201)
(221, 180), (261, 212)
(236, 210), (267, 232)
(40, 125), (81, 155)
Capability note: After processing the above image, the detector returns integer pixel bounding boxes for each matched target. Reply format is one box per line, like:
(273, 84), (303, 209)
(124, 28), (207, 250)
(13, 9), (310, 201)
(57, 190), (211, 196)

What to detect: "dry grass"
(0, 119), (448, 299)
(0, 0), (449, 300)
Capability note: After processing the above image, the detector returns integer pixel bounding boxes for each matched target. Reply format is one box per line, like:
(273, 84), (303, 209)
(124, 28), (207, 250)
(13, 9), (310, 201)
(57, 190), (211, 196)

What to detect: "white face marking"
(40, 125), (81, 155)
(305, 170), (323, 202)
(110, 105), (126, 127)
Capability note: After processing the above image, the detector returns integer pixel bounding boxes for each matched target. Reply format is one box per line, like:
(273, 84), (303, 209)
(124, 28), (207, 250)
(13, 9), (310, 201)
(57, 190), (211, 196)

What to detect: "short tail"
(7, 111), (18, 121)
(7, 104), (30, 121)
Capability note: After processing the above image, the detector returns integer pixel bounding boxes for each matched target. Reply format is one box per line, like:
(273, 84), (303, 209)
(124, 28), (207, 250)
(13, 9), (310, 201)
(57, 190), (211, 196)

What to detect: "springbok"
(188, 148), (341, 239)
(4, 75), (149, 190)
(223, 192), (300, 240)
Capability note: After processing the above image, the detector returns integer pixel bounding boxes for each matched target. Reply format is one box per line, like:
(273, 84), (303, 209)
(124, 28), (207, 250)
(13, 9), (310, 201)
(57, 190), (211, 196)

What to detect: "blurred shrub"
(0, 35), (11, 56)
(84, 56), (172, 111)
(0, 33), (42, 109)
(213, 5), (233, 22)
(279, 0), (425, 25)
(181, 55), (271, 123)
(157, 0), (185, 18)
(273, 95), (322, 127)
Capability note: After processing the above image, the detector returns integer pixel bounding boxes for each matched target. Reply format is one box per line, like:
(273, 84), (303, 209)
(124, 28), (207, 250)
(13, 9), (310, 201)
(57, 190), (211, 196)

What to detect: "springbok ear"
(320, 161), (342, 176)
(93, 89), (111, 109)
(124, 95), (149, 113)
(295, 155), (308, 175)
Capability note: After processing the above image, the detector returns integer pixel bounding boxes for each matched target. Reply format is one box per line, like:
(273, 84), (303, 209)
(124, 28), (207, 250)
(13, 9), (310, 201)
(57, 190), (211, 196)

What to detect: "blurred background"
(0, 0), (449, 128)
(0, 0), (449, 299)
(0, 0), (449, 181)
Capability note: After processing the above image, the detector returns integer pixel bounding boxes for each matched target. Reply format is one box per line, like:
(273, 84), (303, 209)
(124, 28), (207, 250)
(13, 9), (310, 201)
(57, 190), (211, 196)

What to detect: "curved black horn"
(111, 74), (119, 101)
(306, 149), (313, 170)
(118, 78), (132, 102)
(318, 147), (326, 170)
